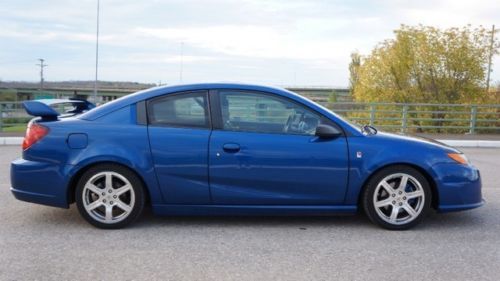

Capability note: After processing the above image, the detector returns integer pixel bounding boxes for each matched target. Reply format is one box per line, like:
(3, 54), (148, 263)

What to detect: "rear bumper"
(10, 158), (70, 208)
(433, 163), (484, 212)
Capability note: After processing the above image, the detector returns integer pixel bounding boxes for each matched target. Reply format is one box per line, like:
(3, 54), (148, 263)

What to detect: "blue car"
(10, 83), (483, 229)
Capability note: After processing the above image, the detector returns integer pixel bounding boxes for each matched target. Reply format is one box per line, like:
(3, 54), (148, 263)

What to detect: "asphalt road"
(0, 146), (499, 281)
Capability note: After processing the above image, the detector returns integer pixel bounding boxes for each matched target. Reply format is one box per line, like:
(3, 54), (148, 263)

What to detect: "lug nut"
(392, 201), (396, 204)
(399, 191), (403, 195)
(108, 189), (113, 193)
(110, 201), (114, 204)
(399, 202), (403, 206)
(403, 196), (407, 200)
(103, 199), (107, 203)
(101, 192), (105, 196)
(113, 195), (117, 199)
(392, 194), (396, 197)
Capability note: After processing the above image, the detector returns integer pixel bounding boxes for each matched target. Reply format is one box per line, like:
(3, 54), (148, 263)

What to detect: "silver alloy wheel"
(373, 173), (425, 225)
(82, 171), (135, 224)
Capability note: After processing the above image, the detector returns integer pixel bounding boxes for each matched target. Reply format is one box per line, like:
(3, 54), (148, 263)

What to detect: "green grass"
(1, 125), (26, 133)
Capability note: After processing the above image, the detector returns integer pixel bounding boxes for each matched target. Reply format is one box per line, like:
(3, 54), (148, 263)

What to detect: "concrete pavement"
(0, 146), (499, 280)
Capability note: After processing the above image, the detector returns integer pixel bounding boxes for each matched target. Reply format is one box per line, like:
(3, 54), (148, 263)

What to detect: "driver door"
(208, 90), (349, 205)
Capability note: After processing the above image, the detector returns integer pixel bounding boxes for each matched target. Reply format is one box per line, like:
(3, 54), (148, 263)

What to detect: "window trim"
(213, 89), (345, 136)
(136, 100), (147, 126)
(146, 90), (212, 129)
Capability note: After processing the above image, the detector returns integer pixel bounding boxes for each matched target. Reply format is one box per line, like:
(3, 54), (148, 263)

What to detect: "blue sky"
(0, 0), (499, 87)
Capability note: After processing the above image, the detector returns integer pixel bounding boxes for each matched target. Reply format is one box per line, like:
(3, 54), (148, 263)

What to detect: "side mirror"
(315, 124), (342, 139)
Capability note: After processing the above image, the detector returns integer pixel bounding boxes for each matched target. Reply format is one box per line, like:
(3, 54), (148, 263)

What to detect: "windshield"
(312, 100), (363, 132)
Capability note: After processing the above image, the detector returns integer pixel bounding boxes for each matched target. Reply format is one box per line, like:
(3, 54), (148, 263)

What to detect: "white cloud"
(134, 25), (361, 61)
(0, 0), (498, 86)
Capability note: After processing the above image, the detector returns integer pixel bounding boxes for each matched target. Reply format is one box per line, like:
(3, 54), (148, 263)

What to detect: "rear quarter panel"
(28, 105), (162, 206)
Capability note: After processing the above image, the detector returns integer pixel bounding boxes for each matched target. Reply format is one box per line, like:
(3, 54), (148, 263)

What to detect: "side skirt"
(151, 204), (358, 216)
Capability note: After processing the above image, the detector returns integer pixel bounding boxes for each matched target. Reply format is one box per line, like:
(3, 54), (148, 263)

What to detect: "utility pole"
(486, 24), (496, 91)
(93, 0), (100, 103)
(36, 59), (47, 89)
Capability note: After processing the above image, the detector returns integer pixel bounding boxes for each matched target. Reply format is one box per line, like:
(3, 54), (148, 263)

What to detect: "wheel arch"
(357, 162), (439, 210)
(67, 161), (151, 206)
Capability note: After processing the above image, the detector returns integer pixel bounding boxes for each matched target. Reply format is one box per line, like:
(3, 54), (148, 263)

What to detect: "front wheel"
(75, 164), (145, 229)
(363, 166), (431, 230)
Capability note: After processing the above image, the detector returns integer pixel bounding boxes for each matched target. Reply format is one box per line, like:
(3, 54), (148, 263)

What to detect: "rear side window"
(148, 91), (209, 128)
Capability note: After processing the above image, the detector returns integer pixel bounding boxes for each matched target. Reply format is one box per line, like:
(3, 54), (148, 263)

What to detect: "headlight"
(447, 153), (469, 165)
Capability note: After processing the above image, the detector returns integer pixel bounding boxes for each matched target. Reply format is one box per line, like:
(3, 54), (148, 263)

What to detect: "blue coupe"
(10, 83), (483, 229)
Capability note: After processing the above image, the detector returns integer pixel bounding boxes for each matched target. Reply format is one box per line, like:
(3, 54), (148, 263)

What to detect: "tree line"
(349, 25), (500, 104)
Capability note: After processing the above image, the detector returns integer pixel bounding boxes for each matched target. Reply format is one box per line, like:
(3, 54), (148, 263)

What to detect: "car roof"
(78, 82), (362, 136)
(79, 83), (298, 121)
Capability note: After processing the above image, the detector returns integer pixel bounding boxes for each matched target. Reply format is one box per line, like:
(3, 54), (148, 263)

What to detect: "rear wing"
(23, 99), (96, 120)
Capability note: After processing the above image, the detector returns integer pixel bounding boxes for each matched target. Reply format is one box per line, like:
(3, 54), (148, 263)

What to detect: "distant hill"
(0, 80), (156, 90)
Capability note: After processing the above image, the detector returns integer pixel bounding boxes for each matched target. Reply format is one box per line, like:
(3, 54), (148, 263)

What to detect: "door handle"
(222, 143), (240, 153)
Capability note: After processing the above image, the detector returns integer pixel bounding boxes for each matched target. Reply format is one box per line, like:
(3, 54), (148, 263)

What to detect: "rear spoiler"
(23, 99), (96, 120)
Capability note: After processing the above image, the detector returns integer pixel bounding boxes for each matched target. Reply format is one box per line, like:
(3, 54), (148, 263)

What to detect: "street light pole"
(486, 25), (496, 91)
(180, 42), (184, 83)
(93, 0), (100, 103)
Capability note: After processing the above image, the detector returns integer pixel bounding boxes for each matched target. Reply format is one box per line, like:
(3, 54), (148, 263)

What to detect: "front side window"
(148, 92), (209, 128)
(219, 91), (320, 135)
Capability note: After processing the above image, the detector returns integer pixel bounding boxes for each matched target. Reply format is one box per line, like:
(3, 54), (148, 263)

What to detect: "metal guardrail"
(0, 102), (30, 133)
(1, 101), (499, 134)
(322, 102), (500, 134)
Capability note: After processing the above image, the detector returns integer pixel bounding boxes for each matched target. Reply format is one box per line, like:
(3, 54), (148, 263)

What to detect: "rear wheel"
(363, 165), (431, 230)
(75, 164), (145, 229)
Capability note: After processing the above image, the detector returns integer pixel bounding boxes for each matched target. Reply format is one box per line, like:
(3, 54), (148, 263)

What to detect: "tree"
(353, 25), (499, 104)
(348, 52), (361, 97)
(328, 90), (338, 103)
(0, 89), (17, 102)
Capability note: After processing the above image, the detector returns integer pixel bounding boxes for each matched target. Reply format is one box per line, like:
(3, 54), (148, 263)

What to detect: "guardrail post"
(469, 106), (477, 134)
(369, 104), (375, 126)
(401, 105), (408, 134)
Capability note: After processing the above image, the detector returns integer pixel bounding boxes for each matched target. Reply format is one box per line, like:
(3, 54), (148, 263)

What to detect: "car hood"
(372, 131), (460, 153)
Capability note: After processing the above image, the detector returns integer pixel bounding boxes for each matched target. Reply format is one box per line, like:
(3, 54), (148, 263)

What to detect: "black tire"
(75, 164), (145, 229)
(362, 165), (432, 230)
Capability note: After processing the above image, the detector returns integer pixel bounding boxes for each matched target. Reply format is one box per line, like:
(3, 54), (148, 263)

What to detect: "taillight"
(22, 122), (49, 150)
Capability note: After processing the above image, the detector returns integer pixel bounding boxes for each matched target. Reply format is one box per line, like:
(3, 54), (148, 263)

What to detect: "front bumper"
(10, 158), (70, 208)
(432, 163), (484, 212)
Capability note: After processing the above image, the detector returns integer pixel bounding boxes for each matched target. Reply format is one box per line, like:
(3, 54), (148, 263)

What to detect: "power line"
(36, 58), (47, 90)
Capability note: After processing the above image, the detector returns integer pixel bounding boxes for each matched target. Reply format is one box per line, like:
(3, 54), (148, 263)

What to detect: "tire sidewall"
(75, 164), (145, 229)
(363, 165), (432, 230)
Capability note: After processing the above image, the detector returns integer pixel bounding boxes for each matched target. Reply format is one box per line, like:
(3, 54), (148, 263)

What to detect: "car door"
(209, 90), (349, 205)
(147, 91), (212, 204)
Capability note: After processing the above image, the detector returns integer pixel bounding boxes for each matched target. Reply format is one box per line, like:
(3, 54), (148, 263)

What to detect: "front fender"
(344, 135), (450, 205)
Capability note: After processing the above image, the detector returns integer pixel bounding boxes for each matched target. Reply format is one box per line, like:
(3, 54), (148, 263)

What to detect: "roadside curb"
(0, 137), (24, 146)
(438, 140), (500, 148)
(1, 137), (500, 148)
